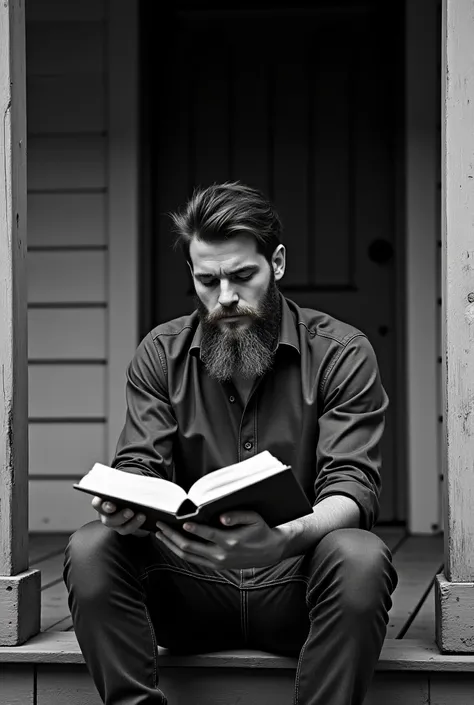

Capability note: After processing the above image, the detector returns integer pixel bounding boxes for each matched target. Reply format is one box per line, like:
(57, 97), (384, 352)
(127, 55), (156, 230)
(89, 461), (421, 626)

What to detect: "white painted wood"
(0, 0), (29, 579)
(29, 423), (106, 476)
(0, 571), (41, 645)
(29, 365), (106, 419)
(26, 21), (105, 76)
(107, 0), (139, 460)
(26, 0), (105, 22)
(405, 0), (440, 533)
(441, 0), (474, 582)
(28, 194), (106, 247)
(28, 309), (106, 359)
(29, 480), (98, 532)
(436, 573), (474, 652)
(28, 251), (106, 304)
(28, 75), (105, 134)
(28, 136), (106, 191)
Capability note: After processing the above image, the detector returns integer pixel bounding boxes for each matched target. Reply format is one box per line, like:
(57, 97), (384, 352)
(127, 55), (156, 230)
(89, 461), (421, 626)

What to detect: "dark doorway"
(140, 0), (405, 522)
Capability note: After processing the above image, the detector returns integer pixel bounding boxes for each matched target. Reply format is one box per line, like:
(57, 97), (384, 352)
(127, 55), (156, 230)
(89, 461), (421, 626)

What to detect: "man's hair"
(170, 181), (283, 263)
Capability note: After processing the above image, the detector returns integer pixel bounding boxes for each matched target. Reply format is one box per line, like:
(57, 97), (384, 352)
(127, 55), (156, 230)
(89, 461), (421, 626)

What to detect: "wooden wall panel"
(28, 75), (106, 134)
(28, 194), (106, 247)
(29, 480), (98, 532)
(273, 45), (310, 287)
(313, 48), (351, 286)
(29, 365), (106, 419)
(28, 137), (106, 191)
(29, 423), (106, 477)
(26, 0), (105, 22)
(28, 309), (106, 360)
(28, 251), (106, 304)
(26, 21), (105, 75)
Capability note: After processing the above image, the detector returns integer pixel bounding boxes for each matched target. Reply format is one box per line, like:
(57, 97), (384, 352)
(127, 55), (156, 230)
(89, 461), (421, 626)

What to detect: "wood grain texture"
(0, 0), (30, 578)
(0, 571), (41, 645)
(387, 535), (443, 638)
(107, 0), (139, 460)
(28, 136), (106, 191)
(435, 573), (474, 653)
(28, 251), (106, 304)
(0, 665), (35, 705)
(29, 423), (106, 476)
(441, 0), (474, 582)
(29, 480), (98, 532)
(29, 365), (105, 418)
(405, 586), (436, 642)
(41, 579), (71, 631)
(28, 308), (106, 360)
(28, 193), (106, 247)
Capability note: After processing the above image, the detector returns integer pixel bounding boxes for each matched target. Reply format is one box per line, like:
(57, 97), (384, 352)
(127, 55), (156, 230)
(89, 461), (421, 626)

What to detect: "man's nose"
(218, 280), (239, 307)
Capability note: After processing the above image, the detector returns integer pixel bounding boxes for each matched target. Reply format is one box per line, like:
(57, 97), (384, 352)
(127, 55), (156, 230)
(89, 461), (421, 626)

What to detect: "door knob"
(368, 239), (394, 264)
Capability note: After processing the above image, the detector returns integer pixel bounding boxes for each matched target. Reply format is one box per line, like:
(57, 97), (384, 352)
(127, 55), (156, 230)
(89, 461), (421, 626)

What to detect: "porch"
(3, 527), (471, 705)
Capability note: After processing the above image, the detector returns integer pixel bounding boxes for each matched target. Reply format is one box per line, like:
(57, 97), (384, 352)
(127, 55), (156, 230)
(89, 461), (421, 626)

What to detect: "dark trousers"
(63, 521), (397, 705)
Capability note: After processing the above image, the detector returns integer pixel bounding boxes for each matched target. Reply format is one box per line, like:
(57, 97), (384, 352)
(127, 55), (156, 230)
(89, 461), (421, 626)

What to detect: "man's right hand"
(92, 497), (148, 537)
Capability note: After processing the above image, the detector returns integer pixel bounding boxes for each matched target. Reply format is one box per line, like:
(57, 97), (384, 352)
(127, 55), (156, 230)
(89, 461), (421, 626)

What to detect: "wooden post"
(436, 0), (474, 653)
(0, 0), (40, 645)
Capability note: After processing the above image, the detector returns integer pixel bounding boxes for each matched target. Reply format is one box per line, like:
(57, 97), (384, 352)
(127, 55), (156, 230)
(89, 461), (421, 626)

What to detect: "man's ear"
(272, 245), (286, 281)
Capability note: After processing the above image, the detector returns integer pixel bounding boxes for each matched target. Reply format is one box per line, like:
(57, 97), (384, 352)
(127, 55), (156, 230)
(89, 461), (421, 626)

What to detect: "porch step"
(2, 632), (474, 705)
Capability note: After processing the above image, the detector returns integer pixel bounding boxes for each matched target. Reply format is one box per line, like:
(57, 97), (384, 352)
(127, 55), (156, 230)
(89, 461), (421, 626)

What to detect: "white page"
(188, 451), (288, 506)
(77, 464), (187, 513)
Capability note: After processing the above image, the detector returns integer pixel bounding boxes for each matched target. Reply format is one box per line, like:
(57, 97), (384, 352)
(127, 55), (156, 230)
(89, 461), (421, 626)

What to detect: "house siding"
(26, 0), (110, 530)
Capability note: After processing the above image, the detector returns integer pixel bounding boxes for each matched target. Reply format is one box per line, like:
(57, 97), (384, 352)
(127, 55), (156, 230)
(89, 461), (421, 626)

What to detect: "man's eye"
(201, 279), (218, 288)
(234, 274), (253, 282)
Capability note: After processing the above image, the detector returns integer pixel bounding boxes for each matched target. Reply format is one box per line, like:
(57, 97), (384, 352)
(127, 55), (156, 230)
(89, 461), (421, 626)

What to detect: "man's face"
(189, 233), (274, 326)
(189, 233), (285, 381)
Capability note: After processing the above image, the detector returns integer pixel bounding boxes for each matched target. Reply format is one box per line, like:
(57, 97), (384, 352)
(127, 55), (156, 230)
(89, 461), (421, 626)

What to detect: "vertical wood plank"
(441, 0), (474, 582)
(430, 673), (474, 705)
(0, 665), (35, 705)
(405, 0), (440, 533)
(0, 0), (28, 575)
(107, 0), (139, 460)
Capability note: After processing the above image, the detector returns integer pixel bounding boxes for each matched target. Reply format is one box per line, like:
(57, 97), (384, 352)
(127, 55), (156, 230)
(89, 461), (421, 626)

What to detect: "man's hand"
(155, 511), (287, 569)
(92, 497), (149, 537)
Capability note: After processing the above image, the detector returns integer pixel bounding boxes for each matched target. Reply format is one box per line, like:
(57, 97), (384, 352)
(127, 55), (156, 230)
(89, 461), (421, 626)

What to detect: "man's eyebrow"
(194, 265), (259, 278)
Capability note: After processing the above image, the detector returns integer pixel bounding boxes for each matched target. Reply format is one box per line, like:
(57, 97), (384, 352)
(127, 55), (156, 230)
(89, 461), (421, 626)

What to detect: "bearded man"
(64, 182), (398, 705)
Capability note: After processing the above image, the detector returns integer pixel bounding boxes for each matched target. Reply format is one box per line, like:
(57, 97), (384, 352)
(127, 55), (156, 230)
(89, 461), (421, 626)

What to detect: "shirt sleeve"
(313, 333), (388, 530)
(111, 333), (176, 480)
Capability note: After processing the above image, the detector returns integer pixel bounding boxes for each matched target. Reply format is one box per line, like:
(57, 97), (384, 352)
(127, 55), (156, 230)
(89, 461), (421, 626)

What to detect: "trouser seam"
(139, 564), (236, 587)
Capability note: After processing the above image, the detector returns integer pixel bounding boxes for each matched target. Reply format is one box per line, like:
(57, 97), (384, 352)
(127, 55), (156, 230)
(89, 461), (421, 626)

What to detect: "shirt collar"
(189, 293), (300, 359)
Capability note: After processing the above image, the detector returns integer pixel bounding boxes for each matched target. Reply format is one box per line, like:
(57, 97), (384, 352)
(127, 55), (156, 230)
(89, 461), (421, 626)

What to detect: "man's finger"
(219, 510), (263, 527)
(155, 530), (221, 569)
(156, 522), (224, 562)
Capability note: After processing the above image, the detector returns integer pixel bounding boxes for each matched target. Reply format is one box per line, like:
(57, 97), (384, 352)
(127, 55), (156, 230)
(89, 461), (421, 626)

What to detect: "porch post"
(436, 0), (474, 653)
(0, 0), (40, 645)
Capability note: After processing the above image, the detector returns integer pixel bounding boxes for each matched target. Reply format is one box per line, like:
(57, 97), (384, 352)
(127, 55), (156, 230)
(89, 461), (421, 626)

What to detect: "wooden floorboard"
(373, 525), (406, 553)
(387, 534), (443, 639)
(406, 585), (436, 642)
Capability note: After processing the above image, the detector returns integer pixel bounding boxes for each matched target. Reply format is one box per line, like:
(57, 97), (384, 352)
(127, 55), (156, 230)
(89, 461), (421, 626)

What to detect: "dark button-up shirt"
(112, 295), (388, 529)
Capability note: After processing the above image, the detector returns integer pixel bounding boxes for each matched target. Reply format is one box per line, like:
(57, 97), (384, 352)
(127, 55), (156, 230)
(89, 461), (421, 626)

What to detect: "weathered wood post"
(436, 0), (474, 653)
(0, 0), (40, 645)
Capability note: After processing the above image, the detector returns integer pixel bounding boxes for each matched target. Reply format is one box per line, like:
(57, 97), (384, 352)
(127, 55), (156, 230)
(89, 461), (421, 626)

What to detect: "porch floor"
(29, 526), (441, 640)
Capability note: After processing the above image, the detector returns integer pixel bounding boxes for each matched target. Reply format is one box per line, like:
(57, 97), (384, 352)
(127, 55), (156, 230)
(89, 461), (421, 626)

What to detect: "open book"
(74, 451), (313, 532)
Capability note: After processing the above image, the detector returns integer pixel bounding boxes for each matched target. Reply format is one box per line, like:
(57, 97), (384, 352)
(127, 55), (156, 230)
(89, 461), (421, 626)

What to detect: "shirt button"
(229, 395), (236, 403)
(244, 441), (253, 451)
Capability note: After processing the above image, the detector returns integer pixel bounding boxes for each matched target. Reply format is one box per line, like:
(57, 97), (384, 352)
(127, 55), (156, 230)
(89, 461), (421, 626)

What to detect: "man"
(64, 182), (398, 705)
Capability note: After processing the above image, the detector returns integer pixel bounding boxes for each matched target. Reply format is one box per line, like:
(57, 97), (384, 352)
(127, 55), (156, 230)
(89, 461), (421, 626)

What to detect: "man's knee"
(63, 520), (117, 602)
(309, 528), (398, 614)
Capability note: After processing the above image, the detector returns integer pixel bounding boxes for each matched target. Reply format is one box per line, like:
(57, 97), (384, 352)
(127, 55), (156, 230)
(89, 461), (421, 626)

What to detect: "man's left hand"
(155, 511), (287, 570)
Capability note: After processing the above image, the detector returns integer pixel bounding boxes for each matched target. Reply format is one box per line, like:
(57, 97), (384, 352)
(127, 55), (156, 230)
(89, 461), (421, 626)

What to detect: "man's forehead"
(189, 236), (262, 273)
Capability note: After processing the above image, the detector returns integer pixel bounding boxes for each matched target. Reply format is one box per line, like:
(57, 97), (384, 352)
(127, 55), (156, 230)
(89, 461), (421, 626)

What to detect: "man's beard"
(196, 277), (282, 383)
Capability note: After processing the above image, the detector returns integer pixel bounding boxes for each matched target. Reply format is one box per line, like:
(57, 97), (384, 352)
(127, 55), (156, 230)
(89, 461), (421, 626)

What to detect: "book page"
(187, 451), (288, 507)
(76, 464), (187, 514)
